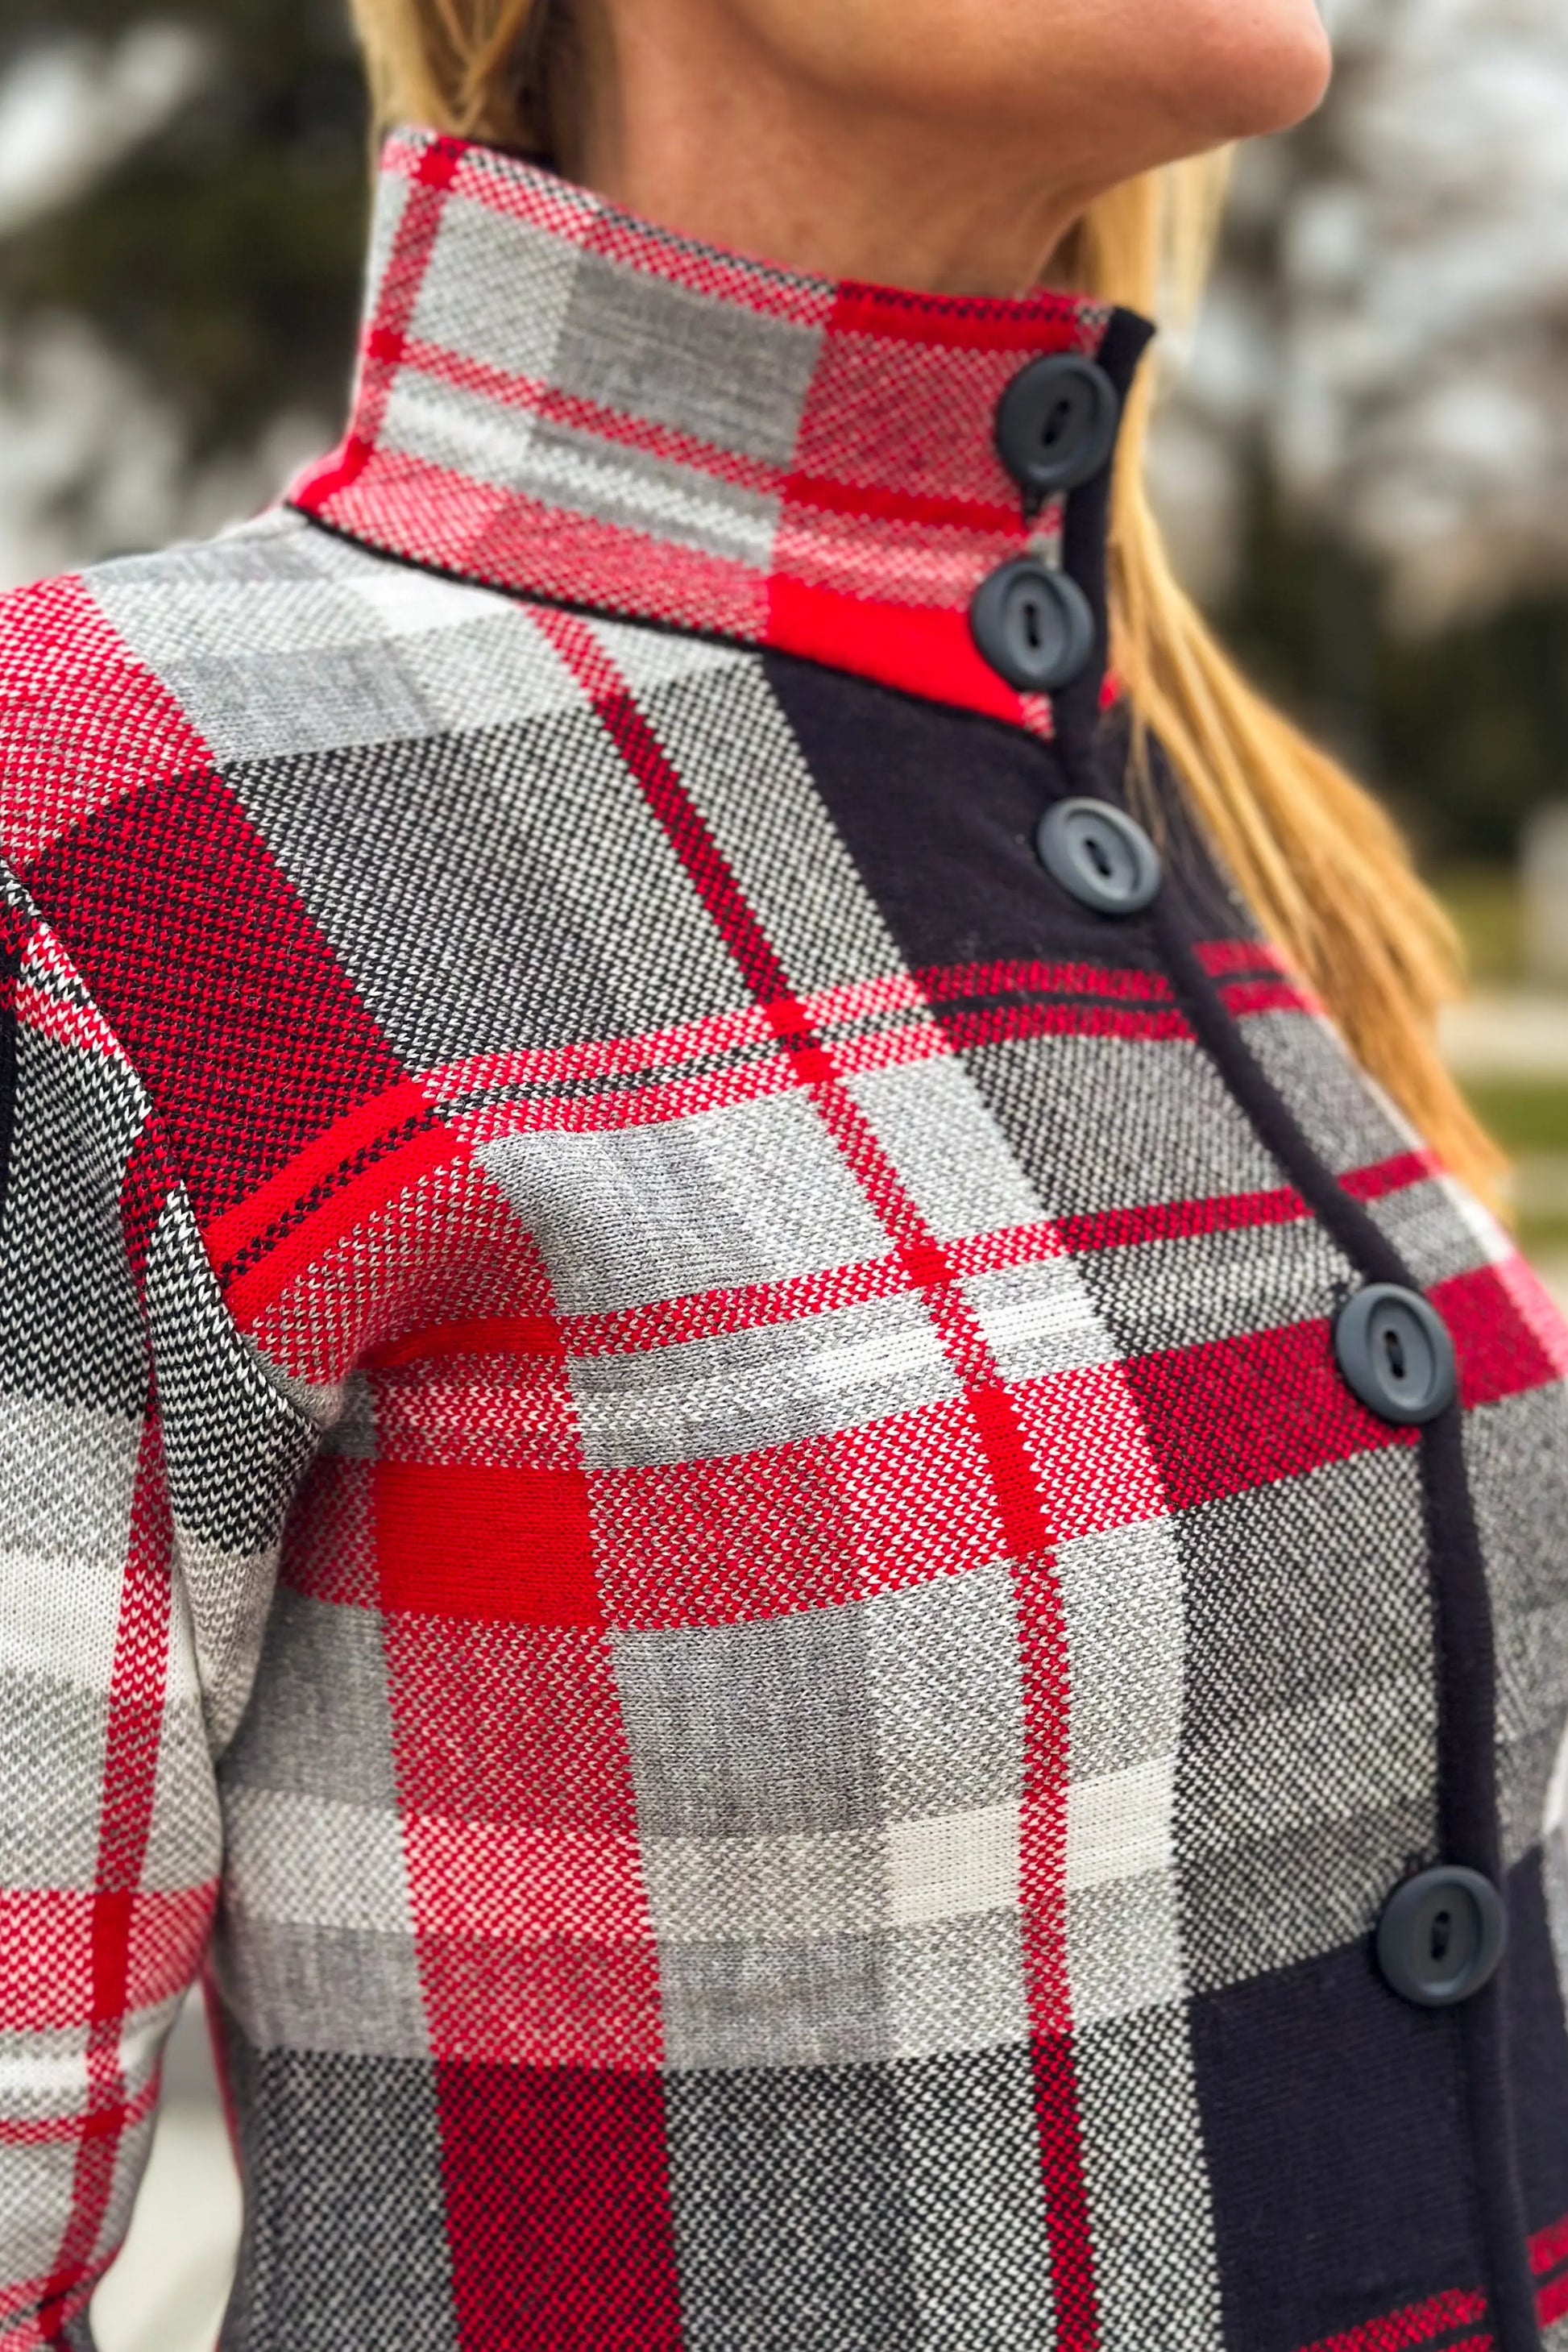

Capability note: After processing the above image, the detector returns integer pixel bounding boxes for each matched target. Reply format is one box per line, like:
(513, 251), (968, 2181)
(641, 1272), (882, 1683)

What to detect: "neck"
(568, 6), (1101, 296)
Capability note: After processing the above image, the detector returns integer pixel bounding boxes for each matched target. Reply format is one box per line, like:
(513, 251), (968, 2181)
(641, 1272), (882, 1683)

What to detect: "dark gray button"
(1334, 1284), (1457, 1426)
(1377, 1866), (1507, 2008)
(996, 354), (1121, 496)
(1036, 799), (1162, 917)
(970, 559), (1096, 694)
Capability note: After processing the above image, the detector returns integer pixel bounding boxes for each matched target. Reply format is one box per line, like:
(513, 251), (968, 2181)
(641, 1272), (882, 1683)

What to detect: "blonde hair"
(347, 0), (1505, 1208)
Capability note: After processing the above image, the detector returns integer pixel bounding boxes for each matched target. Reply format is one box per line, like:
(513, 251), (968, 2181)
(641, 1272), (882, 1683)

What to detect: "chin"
(1176, 2), (1335, 143)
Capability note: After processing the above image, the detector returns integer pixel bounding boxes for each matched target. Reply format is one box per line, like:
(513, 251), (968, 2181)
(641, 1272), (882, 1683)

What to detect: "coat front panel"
(2, 125), (1567, 2352)
(0, 507), (1560, 2350)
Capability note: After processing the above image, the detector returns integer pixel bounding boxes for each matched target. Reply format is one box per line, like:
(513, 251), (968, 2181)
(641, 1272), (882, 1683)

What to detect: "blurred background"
(2, 0), (1568, 2343)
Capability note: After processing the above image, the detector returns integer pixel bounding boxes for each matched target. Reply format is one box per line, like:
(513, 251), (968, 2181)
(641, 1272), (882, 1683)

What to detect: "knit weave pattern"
(0, 132), (1566, 2352)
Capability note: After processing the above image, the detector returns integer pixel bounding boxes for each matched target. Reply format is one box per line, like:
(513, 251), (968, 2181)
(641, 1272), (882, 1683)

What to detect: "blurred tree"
(0, 0), (366, 583)
(1154, 0), (1568, 861)
(1164, 0), (1568, 631)
(1213, 472), (1568, 865)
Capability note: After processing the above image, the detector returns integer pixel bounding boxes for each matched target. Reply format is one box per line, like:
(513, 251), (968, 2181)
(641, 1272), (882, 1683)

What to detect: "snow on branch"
(0, 24), (214, 240)
(1159, 0), (1568, 629)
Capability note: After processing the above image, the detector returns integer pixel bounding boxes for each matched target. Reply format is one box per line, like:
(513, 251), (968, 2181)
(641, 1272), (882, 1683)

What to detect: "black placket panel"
(1145, 809), (1541, 2352)
(0, 923), (19, 1219)
(1048, 308), (1156, 765)
(762, 647), (1540, 2348)
(756, 670), (1241, 1236)
(755, 662), (1172, 984)
(1504, 1844), (1568, 2245)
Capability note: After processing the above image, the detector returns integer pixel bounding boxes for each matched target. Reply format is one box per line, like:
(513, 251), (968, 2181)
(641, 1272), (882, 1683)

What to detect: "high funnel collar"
(292, 129), (1155, 735)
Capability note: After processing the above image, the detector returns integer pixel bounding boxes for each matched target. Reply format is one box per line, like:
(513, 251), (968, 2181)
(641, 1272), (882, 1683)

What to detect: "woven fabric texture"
(0, 131), (1567, 2352)
(290, 127), (1143, 737)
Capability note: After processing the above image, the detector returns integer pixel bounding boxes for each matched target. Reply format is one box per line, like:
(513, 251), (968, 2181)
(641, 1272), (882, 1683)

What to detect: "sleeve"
(0, 867), (322, 2346)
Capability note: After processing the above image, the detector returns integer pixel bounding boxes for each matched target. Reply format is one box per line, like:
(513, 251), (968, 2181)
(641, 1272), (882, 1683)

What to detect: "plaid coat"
(2, 127), (1568, 2352)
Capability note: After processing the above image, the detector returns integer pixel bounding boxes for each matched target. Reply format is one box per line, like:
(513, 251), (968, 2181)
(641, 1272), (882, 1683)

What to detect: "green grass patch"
(1463, 1081), (1568, 1156)
(1436, 862), (1523, 989)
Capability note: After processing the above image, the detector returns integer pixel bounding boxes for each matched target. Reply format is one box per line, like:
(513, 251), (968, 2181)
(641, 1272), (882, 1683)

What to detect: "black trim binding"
(0, 934), (20, 1226)
(1052, 307), (1156, 761)
(1147, 867), (1542, 2352)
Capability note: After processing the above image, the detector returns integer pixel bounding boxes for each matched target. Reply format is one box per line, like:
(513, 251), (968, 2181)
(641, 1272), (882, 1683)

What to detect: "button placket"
(970, 558), (1097, 695)
(1376, 1866), (1508, 2008)
(1035, 798), (1162, 916)
(1334, 1284), (1458, 1426)
(971, 352), (1122, 699)
(994, 353), (1122, 498)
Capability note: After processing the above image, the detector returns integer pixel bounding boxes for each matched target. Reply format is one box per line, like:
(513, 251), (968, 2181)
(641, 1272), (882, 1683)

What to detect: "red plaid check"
(0, 129), (1565, 2352)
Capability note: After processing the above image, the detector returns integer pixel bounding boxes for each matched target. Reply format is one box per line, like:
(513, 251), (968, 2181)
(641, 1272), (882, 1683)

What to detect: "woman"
(2, 0), (1565, 2345)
